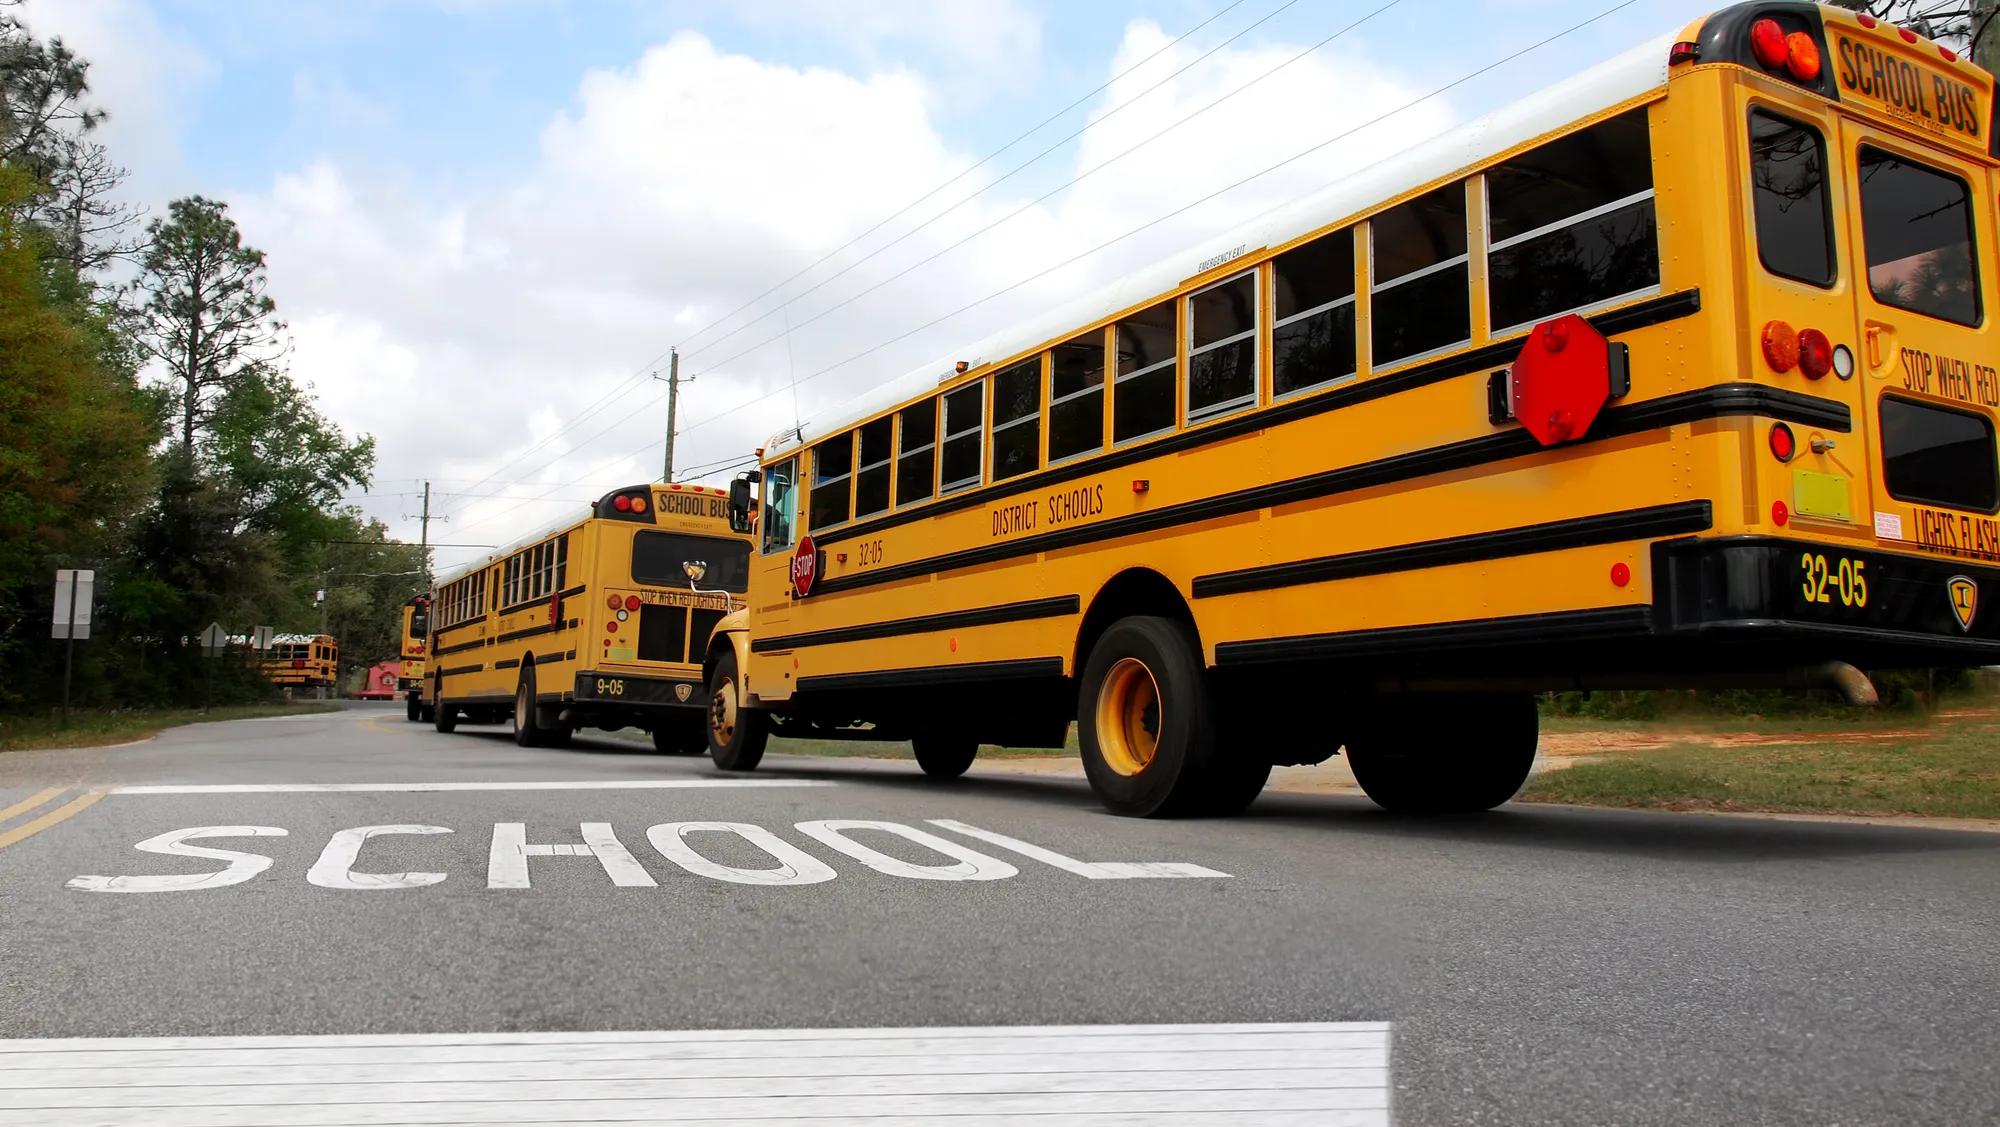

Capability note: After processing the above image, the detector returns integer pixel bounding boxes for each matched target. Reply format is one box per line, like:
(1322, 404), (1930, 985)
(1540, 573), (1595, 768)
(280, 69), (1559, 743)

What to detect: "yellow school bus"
(706, 3), (2000, 817)
(261, 634), (339, 692)
(399, 594), (431, 723)
(423, 482), (750, 751)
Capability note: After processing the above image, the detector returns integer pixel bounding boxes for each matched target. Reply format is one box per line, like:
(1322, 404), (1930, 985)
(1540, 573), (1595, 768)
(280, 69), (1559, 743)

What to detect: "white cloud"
(222, 19), (1449, 550)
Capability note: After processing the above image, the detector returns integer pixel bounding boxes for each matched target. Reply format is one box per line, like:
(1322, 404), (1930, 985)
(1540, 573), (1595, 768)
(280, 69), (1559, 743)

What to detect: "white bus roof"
(764, 31), (1672, 458)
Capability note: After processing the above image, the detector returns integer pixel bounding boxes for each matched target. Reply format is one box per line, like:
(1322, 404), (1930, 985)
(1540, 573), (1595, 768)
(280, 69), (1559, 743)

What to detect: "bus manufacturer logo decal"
(1948, 576), (1978, 631)
(792, 534), (819, 597)
(674, 684), (693, 702)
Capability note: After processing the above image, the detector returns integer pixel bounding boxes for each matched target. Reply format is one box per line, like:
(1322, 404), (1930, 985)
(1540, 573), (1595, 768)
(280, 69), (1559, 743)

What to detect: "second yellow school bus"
(424, 483), (751, 750)
(399, 594), (431, 723)
(706, 3), (2000, 817)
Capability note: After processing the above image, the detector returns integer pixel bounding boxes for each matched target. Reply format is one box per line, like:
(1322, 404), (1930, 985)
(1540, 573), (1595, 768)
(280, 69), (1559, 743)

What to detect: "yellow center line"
(0, 789), (107, 851)
(0, 786), (69, 827)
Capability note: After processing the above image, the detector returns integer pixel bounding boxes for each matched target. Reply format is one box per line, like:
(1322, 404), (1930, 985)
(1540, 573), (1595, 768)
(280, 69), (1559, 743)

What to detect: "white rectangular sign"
(51, 569), (94, 640)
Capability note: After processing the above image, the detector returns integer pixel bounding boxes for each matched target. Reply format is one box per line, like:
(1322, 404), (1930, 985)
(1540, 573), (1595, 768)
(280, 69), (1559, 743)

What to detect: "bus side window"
(896, 399), (937, 508)
(1114, 300), (1176, 445)
(855, 416), (893, 518)
(1371, 183), (1470, 367)
(1049, 333), (1106, 462)
(1748, 109), (1835, 287)
(1186, 269), (1257, 422)
(1274, 227), (1357, 398)
(991, 357), (1041, 481)
(809, 432), (854, 531)
(1486, 108), (1658, 332)
(940, 382), (985, 493)
(762, 458), (798, 554)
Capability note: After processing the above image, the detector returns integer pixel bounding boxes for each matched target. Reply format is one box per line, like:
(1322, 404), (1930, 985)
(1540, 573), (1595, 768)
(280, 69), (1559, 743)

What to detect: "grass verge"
(0, 703), (340, 753)
(1520, 719), (2000, 819)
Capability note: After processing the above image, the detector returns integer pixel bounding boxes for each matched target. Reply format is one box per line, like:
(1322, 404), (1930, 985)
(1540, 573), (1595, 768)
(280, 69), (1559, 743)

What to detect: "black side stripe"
(433, 639), (486, 657)
(493, 658), (521, 670)
(1213, 606), (1654, 666)
(752, 595), (1080, 653)
(559, 584), (587, 599)
(438, 663), (485, 677)
(813, 289), (1703, 549)
(1193, 501), (1713, 599)
(814, 384), (1846, 597)
(796, 657), (1064, 694)
(497, 622), (560, 644)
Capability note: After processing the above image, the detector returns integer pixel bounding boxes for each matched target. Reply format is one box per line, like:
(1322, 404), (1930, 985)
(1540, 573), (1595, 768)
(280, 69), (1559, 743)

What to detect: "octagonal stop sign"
(1508, 313), (1616, 447)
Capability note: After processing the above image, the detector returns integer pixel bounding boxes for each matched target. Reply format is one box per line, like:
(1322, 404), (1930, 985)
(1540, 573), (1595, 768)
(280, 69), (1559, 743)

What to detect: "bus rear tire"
(654, 716), (707, 756)
(406, 695), (421, 723)
(706, 648), (767, 771)
(1077, 615), (1230, 818)
(912, 734), (977, 779)
(513, 672), (548, 748)
(1345, 692), (1537, 813)
(433, 702), (457, 734)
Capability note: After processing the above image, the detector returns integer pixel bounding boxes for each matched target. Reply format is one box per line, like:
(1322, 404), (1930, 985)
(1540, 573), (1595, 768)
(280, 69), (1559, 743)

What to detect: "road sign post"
(51, 569), (94, 728)
(199, 622), (228, 714)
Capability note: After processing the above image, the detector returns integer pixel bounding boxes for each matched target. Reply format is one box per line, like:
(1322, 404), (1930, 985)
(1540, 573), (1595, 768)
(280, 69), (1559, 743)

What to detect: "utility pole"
(656, 349), (690, 482)
(1976, 0), (2000, 79)
(316, 576), (329, 701)
(419, 481), (432, 588)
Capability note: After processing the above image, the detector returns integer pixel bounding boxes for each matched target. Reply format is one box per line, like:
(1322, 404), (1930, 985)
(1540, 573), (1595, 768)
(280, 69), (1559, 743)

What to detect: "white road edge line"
(105, 780), (838, 795)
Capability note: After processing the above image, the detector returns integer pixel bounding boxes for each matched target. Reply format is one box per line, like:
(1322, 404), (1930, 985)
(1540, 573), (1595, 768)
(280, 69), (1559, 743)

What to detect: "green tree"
(131, 196), (286, 461)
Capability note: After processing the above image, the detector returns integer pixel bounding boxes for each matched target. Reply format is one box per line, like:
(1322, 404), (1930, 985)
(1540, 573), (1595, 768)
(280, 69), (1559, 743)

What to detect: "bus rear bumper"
(566, 671), (706, 726)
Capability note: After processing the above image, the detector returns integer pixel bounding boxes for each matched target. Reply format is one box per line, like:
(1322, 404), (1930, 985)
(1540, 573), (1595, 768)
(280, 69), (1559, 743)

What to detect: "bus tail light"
(629, 495), (649, 514)
(1797, 329), (1833, 379)
(1769, 422), (1796, 462)
(1750, 18), (1790, 69)
(625, 595), (642, 611)
(606, 593), (622, 610)
(613, 495), (632, 512)
(1761, 320), (1799, 373)
(1785, 32), (1822, 81)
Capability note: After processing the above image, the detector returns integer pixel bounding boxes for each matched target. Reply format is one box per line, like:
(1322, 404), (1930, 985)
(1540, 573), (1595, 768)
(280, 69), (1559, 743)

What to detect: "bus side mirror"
(728, 477), (753, 534)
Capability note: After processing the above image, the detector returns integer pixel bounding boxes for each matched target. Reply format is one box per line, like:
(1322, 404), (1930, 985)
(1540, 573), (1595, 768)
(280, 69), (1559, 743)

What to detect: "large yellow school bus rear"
(703, 2), (2000, 818)
(424, 483), (750, 750)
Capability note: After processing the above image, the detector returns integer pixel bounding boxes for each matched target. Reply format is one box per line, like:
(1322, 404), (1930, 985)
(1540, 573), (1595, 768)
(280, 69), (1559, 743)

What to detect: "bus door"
(1837, 115), (2000, 567)
(749, 457), (799, 700)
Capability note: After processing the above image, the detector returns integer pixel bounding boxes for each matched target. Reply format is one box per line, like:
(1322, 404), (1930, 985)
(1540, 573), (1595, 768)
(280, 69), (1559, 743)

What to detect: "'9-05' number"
(595, 678), (625, 696)
(1800, 553), (1867, 608)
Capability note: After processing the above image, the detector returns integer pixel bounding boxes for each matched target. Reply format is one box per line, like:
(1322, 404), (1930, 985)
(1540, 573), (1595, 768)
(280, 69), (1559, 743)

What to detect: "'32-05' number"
(1800, 553), (1867, 608)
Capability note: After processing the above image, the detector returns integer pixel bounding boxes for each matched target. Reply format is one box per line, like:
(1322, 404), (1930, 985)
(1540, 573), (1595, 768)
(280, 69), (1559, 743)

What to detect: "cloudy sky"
(24, 0), (1712, 573)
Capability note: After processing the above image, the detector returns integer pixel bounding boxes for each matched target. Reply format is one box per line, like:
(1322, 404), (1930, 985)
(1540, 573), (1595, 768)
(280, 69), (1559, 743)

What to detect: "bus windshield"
(632, 531), (751, 593)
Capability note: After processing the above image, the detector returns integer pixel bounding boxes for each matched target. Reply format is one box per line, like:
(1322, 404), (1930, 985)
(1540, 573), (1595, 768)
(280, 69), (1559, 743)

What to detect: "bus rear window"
(1858, 147), (1981, 326)
(1748, 110), (1834, 287)
(632, 531), (751, 592)
(1880, 397), (1999, 513)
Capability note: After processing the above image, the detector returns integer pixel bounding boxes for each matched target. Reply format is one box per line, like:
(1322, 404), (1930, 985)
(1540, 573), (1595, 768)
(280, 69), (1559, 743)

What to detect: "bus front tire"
(1345, 692), (1537, 813)
(513, 672), (548, 748)
(912, 734), (977, 779)
(1078, 615), (1254, 818)
(706, 649), (767, 772)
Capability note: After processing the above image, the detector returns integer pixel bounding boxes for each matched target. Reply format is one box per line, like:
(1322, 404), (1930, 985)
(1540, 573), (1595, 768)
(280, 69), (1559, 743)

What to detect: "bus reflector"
(1769, 422), (1796, 462)
(1797, 329), (1833, 379)
(1610, 562), (1631, 588)
(1785, 32), (1822, 81)
(1750, 18), (1789, 70)
(1772, 500), (1790, 526)
(1761, 320), (1799, 372)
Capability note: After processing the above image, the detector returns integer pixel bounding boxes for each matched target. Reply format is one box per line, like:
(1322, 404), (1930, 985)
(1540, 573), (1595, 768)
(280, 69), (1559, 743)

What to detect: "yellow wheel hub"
(1095, 657), (1161, 777)
(710, 677), (738, 744)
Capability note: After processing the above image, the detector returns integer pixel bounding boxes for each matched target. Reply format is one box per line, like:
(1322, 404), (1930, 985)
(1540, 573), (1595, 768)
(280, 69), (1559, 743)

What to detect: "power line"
(674, 0), (1404, 382)
(670, 0), (1641, 444)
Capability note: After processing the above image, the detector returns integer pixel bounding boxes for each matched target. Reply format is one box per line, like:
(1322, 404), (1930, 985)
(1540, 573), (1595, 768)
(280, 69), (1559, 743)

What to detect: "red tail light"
(1761, 320), (1800, 373)
(606, 593), (622, 609)
(1797, 329), (1833, 379)
(625, 595), (642, 611)
(292, 660), (305, 669)
(1769, 422), (1797, 462)
(613, 494), (632, 512)
(1750, 18), (1790, 69)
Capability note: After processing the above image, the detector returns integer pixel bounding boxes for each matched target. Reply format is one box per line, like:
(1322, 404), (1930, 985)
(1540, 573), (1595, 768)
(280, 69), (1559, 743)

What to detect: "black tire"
(912, 733), (977, 779)
(419, 704), (434, 723)
(1077, 615), (1245, 818)
(544, 725), (574, 748)
(405, 694), (421, 723)
(1345, 692), (1537, 813)
(513, 668), (547, 748)
(706, 648), (768, 771)
(433, 700), (457, 734)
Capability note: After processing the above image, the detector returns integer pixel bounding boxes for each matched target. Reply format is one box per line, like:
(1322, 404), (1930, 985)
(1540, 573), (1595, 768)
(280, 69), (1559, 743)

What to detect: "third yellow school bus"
(705, 3), (2000, 816)
(425, 483), (750, 750)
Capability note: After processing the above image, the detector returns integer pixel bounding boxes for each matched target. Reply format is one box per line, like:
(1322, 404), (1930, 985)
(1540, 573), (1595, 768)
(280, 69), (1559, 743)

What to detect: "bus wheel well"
(1074, 569), (1199, 674)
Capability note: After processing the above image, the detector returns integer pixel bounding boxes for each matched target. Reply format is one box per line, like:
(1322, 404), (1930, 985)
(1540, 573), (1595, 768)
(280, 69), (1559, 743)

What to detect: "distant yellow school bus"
(262, 634), (339, 691)
(399, 594), (431, 722)
(423, 483), (750, 751)
(706, 3), (2000, 816)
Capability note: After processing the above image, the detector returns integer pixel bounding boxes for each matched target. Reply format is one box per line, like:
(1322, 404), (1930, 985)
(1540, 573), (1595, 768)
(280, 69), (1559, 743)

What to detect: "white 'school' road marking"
(0, 1022), (1391, 1125)
(105, 779), (835, 795)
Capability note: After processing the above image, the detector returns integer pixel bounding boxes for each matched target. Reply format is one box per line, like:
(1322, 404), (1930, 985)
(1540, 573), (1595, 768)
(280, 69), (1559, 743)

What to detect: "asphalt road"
(2, 702), (1998, 1124)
